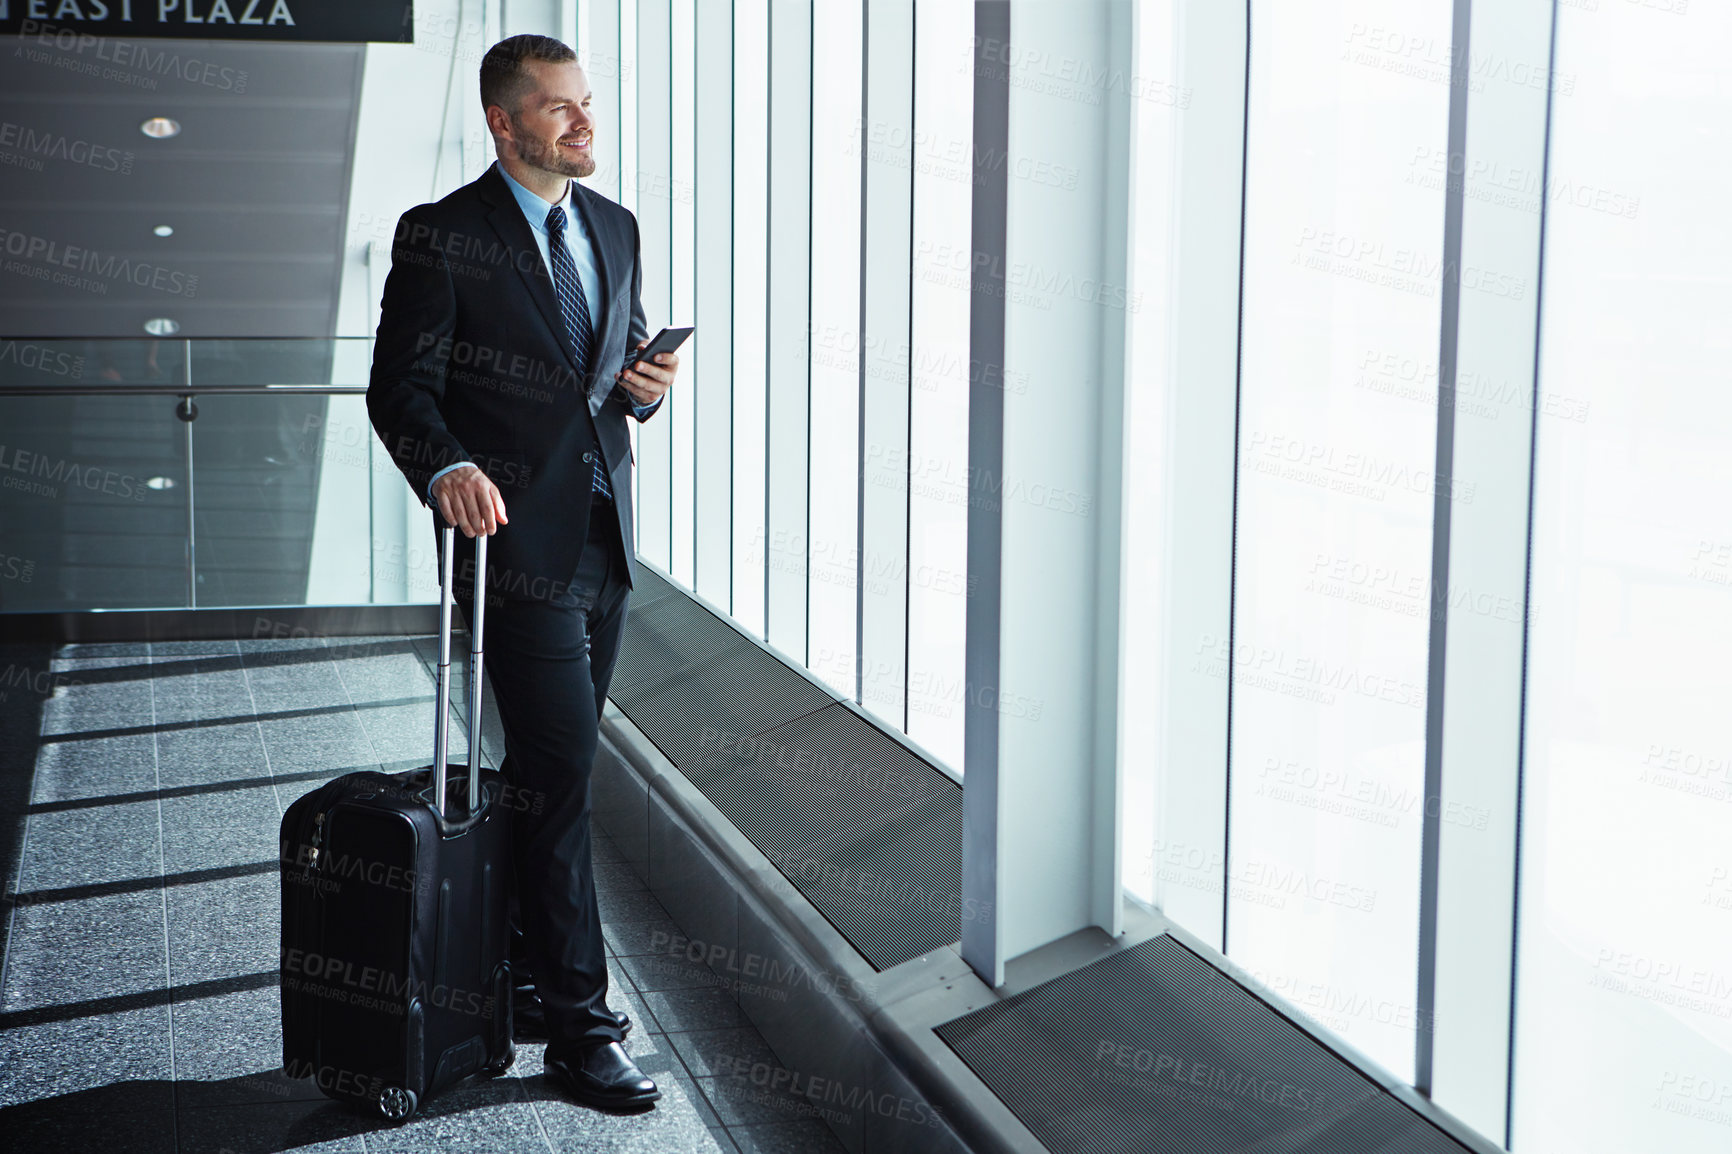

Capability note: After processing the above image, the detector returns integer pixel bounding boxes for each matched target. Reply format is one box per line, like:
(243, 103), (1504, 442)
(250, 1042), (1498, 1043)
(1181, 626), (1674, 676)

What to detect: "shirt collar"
(496, 162), (572, 235)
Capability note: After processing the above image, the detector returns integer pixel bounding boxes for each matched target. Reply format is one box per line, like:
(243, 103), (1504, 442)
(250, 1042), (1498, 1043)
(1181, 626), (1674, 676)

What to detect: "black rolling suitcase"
(280, 527), (514, 1122)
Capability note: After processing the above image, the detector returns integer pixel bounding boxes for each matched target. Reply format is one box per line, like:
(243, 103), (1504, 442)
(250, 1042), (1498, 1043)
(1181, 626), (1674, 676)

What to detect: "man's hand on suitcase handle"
(433, 464), (508, 538)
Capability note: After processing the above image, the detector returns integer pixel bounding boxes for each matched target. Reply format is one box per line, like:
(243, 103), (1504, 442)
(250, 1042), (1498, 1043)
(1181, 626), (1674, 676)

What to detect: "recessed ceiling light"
(140, 117), (180, 139)
(143, 317), (180, 336)
(145, 476), (176, 491)
(153, 225), (174, 238)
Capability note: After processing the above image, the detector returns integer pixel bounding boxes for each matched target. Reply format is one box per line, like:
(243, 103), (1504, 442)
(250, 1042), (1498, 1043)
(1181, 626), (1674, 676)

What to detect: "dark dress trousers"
(367, 161), (656, 1054)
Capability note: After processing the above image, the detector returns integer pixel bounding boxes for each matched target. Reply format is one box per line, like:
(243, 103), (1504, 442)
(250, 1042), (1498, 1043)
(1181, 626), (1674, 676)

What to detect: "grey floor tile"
(593, 836), (625, 865)
(667, 1029), (780, 1080)
(642, 988), (750, 1035)
(729, 1119), (849, 1154)
(28, 732), (158, 805)
(151, 661), (254, 726)
(0, 1083), (176, 1154)
(598, 888), (672, 926)
(61, 641), (155, 659)
(695, 1072), (849, 1131)
(159, 784), (280, 874)
(243, 655), (353, 712)
(17, 799), (160, 891)
(255, 710), (378, 776)
(595, 861), (648, 892)
(155, 720), (272, 788)
(174, 1097), (368, 1153)
(0, 1003), (172, 1108)
(39, 679), (154, 735)
(330, 648), (434, 706)
(348, 701), (435, 766)
(150, 640), (241, 658)
(170, 985), (324, 1107)
(618, 951), (730, 995)
(605, 915), (687, 958)
(165, 872), (278, 987)
(2, 890), (166, 1013)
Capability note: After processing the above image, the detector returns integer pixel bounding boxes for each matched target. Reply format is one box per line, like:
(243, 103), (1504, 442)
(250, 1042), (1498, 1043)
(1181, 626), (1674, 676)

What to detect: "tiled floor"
(0, 637), (847, 1154)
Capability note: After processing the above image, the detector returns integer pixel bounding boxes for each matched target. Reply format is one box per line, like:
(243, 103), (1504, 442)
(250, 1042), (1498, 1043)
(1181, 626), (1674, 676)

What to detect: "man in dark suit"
(367, 34), (678, 1112)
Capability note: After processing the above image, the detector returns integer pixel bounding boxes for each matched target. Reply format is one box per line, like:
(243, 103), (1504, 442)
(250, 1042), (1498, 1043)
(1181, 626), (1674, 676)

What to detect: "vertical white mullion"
(905, 0), (973, 770)
(581, 0), (622, 204)
(1428, 0), (1552, 1137)
(733, 0), (771, 638)
(620, 0), (641, 527)
(669, 0), (697, 586)
(693, 0), (735, 605)
(765, 0), (812, 658)
(858, 0), (914, 731)
(634, 0), (674, 572)
(807, 0), (863, 697)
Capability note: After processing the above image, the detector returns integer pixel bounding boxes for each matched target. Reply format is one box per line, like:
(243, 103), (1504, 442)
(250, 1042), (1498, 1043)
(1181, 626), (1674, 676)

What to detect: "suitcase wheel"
(377, 1085), (418, 1123)
(482, 1043), (516, 1078)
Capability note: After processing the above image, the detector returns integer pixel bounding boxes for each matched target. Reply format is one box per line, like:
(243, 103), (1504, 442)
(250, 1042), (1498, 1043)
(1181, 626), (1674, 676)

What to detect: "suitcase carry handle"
(433, 525), (488, 820)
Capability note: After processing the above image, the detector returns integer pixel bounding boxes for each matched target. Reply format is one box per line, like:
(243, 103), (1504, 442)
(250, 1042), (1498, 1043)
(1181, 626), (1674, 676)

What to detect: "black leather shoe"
(544, 1042), (661, 1111)
(513, 990), (629, 1042)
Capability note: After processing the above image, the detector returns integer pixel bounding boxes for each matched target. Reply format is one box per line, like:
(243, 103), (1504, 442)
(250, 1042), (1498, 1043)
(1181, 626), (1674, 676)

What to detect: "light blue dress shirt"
(428, 166), (662, 500)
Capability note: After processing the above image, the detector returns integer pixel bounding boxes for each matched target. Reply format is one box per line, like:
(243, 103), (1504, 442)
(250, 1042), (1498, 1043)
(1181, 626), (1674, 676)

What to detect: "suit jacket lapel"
(477, 166), (586, 382)
(571, 182), (623, 416)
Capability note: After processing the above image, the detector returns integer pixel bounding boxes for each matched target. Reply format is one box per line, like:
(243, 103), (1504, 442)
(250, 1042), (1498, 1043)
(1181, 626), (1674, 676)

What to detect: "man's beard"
(516, 131), (596, 180)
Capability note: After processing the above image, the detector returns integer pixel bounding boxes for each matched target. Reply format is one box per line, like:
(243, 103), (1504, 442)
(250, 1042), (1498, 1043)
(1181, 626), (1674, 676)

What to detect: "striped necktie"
(545, 201), (610, 499)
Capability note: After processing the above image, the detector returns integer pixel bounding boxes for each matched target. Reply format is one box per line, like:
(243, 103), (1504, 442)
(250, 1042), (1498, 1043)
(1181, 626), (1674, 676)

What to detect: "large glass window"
(1230, 0), (1452, 1081)
(904, 0), (974, 770)
(806, 0), (864, 697)
(1512, 4), (1732, 1150)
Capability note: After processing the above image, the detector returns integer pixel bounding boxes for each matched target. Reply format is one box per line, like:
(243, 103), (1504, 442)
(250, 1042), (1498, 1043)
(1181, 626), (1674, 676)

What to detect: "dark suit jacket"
(367, 162), (655, 601)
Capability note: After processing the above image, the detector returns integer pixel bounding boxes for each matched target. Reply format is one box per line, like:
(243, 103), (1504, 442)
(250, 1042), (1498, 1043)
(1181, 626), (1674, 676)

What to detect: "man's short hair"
(479, 34), (576, 114)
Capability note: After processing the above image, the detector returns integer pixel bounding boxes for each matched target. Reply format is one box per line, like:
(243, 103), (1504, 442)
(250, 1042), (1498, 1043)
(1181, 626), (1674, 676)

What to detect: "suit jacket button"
(582, 451), (594, 463)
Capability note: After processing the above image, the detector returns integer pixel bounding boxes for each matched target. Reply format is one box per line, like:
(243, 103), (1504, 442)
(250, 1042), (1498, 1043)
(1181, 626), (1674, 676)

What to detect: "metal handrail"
(0, 384), (369, 397)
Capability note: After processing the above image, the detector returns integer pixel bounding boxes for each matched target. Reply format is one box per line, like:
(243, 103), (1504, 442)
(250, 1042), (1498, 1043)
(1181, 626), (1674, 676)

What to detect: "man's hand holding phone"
(617, 326), (691, 407)
(433, 465), (509, 539)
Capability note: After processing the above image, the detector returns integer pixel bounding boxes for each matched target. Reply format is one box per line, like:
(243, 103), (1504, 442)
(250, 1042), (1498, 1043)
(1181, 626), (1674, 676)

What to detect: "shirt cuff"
(632, 395), (663, 419)
(427, 460), (478, 503)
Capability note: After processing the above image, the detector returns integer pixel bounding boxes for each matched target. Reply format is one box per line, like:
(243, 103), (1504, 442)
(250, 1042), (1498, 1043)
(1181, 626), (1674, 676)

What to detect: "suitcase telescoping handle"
(432, 525), (487, 820)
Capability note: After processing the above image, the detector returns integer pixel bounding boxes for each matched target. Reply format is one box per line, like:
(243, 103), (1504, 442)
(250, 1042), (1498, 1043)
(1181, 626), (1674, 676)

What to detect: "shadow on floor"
(0, 1073), (379, 1154)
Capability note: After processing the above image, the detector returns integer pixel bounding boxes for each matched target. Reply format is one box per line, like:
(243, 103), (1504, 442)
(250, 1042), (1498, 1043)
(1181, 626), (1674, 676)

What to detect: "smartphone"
(622, 326), (694, 373)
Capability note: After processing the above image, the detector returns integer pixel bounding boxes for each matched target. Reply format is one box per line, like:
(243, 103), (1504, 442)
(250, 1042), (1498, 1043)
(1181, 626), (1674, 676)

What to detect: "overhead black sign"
(0, 1), (413, 43)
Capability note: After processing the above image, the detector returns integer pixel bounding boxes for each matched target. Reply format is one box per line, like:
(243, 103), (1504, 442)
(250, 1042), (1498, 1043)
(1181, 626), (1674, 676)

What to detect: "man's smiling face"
(502, 59), (595, 181)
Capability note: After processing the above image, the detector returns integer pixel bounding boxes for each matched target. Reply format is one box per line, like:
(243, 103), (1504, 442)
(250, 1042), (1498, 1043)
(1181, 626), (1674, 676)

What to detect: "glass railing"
(0, 337), (438, 613)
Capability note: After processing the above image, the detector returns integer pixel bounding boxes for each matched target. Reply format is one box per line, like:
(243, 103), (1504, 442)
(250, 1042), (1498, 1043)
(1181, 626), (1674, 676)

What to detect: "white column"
(962, 0), (1136, 984)
(858, 0), (915, 730)
(693, 0), (735, 605)
(764, 0), (812, 656)
(632, 0), (675, 572)
(1428, 0), (1553, 1135)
